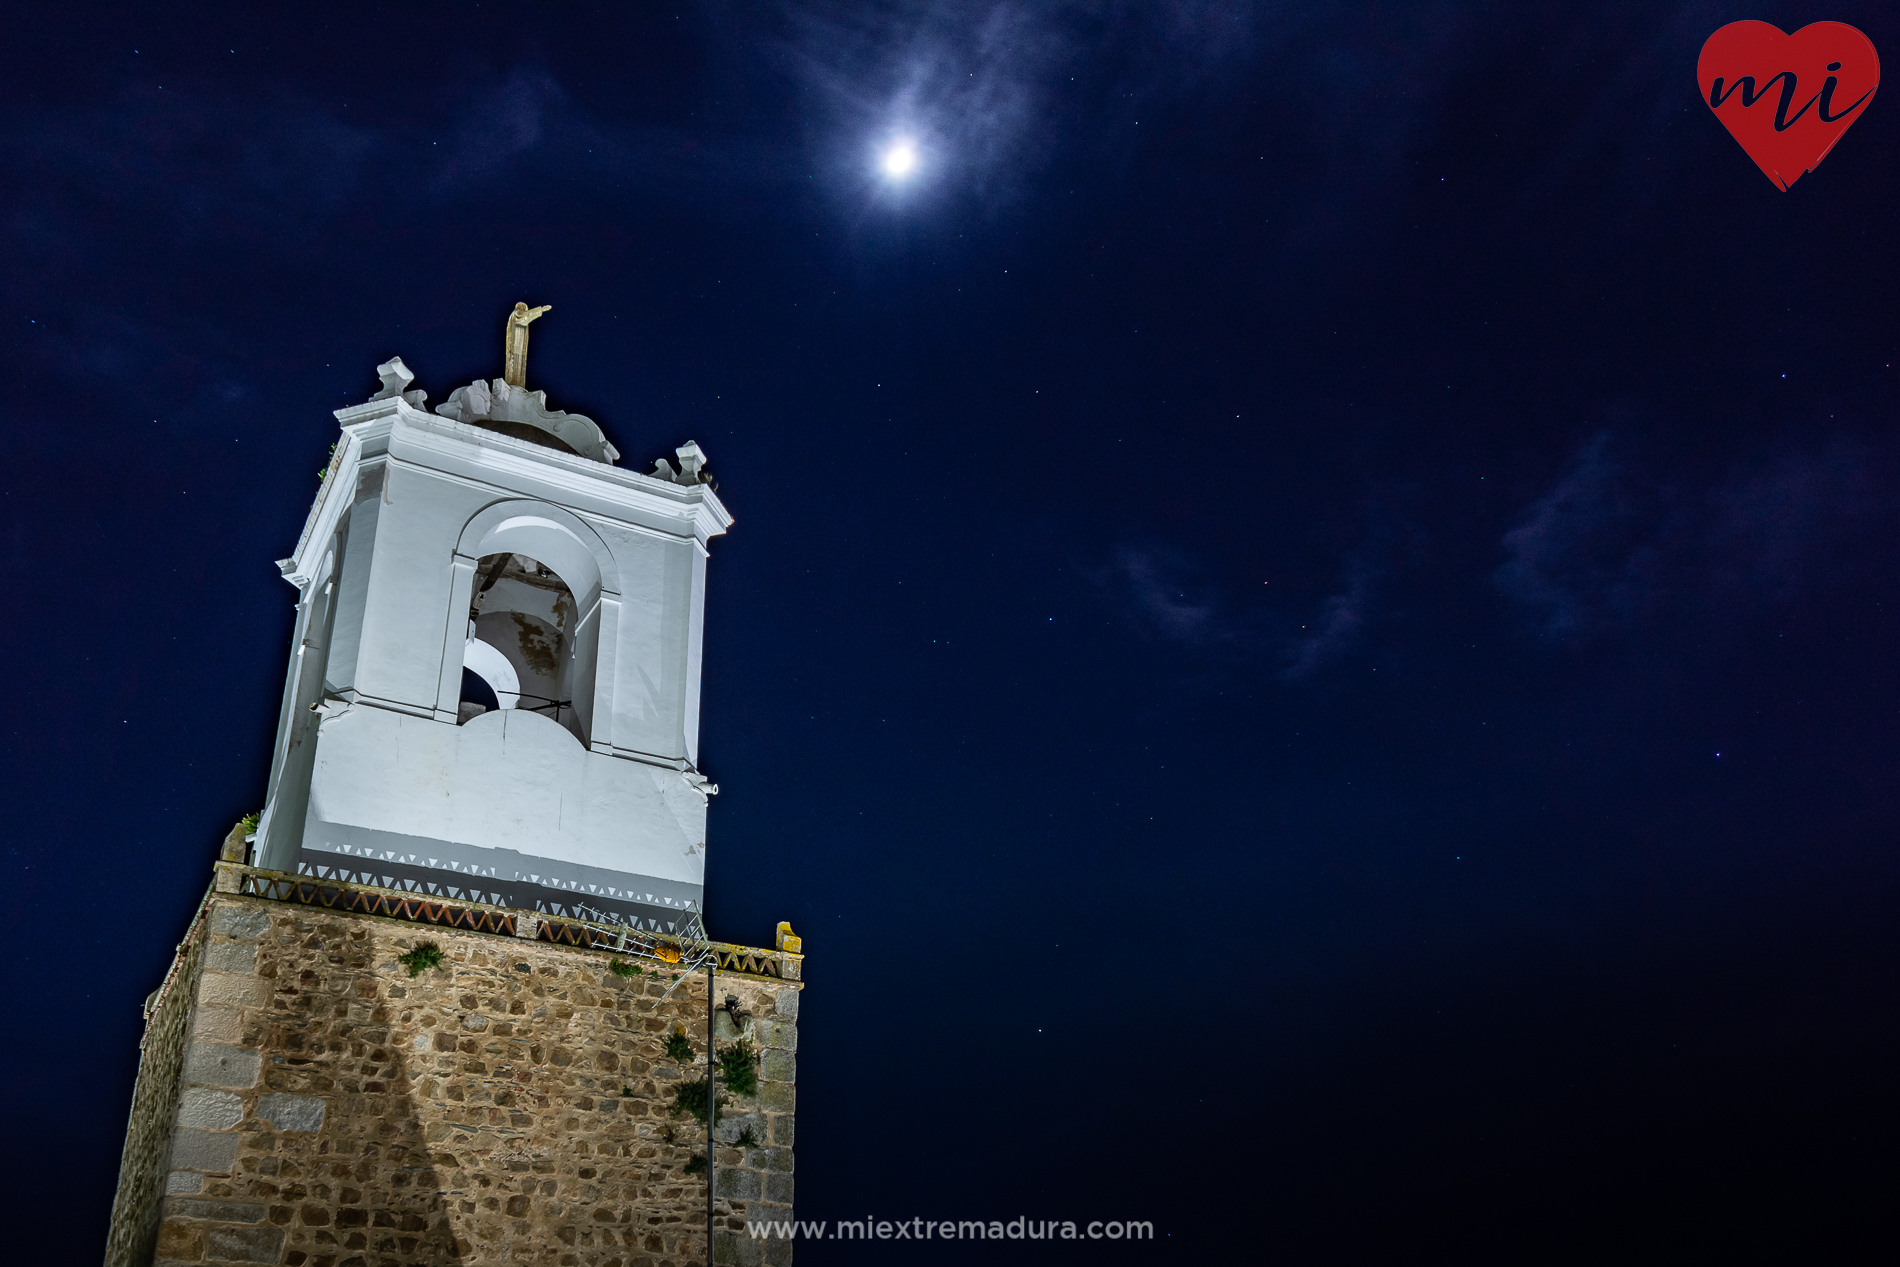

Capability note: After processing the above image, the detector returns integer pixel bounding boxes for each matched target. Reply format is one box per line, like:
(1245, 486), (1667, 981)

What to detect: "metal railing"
(511, 692), (573, 724)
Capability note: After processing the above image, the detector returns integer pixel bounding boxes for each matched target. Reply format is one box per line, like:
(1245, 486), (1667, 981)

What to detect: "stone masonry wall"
(106, 897), (213, 1267)
(115, 892), (798, 1267)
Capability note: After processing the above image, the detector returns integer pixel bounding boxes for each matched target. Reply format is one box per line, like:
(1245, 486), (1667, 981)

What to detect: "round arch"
(453, 499), (615, 746)
(454, 499), (619, 608)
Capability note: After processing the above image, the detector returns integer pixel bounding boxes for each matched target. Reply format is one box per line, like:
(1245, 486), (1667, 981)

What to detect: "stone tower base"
(105, 872), (800, 1267)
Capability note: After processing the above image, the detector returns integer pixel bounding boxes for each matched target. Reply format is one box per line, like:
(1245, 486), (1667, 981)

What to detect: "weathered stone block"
(760, 1147), (794, 1173)
(714, 1112), (764, 1145)
(165, 1170), (205, 1195)
(153, 1219), (204, 1260)
(771, 1114), (794, 1147)
(764, 1171), (794, 1204)
(176, 1087), (243, 1131)
(764, 1230), (795, 1267)
(165, 1197), (266, 1223)
(209, 905), (272, 940)
(181, 1042), (260, 1088)
(761, 1050), (795, 1083)
(169, 1128), (239, 1174)
(760, 1082), (795, 1113)
(257, 1092), (326, 1133)
(204, 1223), (284, 1263)
(714, 1226), (765, 1267)
(774, 988), (799, 1021)
(714, 1167), (762, 1201)
(202, 940), (258, 975)
(755, 1020), (797, 1052)
(186, 1005), (241, 1045)
(198, 972), (268, 1009)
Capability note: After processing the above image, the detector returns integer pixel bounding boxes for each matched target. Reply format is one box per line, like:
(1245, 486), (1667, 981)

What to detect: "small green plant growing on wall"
(684, 1152), (707, 1175)
(717, 1041), (759, 1098)
(671, 1074), (722, 1125)
(238, 811), (260, 833)
(664, 1030), (695, 1063)
(661, 1125), (678, 1145)
(397, 943), (445, 978)
(621, 1085), (636, 1098)
(609, 959), (641, 979)
(734, 1124), (761, 1149)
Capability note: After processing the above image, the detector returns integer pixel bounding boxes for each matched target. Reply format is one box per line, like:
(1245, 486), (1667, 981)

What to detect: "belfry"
(105, 310), (803, 1267)
(258, 314), (728, 930)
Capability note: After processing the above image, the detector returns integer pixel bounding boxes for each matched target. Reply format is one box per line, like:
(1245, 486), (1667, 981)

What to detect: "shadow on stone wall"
(252, 910), (463, 1265)
(118, 895), (796, 1267)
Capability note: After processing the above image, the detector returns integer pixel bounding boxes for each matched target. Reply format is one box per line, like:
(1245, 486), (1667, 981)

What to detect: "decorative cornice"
(280, 401), (734, 588)
(435, 377), (621, 465)
(278, 433), (362, 590)
(382, 407), (733, 545)
(323, 358), (732, 537)
(213, 861), (802, 984)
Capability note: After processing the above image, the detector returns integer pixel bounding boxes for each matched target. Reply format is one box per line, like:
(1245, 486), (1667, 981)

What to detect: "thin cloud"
(1497, 431), (1891, 642)
(435, 68), (553, 186)
(1277, 484), (1422, 680)
(1102, 546), (1220, 644)
(772, 1), (1082, 203)
(1281, 563), (1375, 680)
(1494, 433), (1666, 637)
(765, 0), (1445, 208)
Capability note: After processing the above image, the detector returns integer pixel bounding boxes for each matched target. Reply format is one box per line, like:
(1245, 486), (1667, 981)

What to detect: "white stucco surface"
(304, 704), (706, 887)
(255, 380), (731, 915)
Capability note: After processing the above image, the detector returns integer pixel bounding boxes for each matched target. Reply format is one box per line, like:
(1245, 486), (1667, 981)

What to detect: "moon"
(879, 138), (920, 180)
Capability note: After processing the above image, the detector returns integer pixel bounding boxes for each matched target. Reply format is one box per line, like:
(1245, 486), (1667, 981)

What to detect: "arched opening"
(458, 551), (585, 741)
(452, 503), (613, 746)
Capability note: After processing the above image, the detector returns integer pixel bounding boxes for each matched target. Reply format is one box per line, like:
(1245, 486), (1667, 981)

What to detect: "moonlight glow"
(879, 138), (920, 179)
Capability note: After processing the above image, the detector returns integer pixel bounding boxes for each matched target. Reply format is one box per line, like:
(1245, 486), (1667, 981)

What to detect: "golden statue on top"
(503, 302), (551, 387)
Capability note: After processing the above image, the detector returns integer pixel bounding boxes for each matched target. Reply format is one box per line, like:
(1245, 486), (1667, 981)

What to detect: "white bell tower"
(254, 311), (731, 931)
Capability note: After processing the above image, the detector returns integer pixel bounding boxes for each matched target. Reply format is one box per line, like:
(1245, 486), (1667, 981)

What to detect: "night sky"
(8, 2), (1900, 1260)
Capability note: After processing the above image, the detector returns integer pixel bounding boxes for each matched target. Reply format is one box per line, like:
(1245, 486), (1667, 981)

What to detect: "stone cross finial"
(368, 356), (428, 407)
(503, 302), (552, 387)
(674, 441), (708, 482)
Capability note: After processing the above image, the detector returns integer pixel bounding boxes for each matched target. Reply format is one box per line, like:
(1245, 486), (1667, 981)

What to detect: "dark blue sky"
(7, 2), (1899, 1260)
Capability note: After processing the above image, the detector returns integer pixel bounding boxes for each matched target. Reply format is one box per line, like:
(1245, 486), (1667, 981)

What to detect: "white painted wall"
(304, 704), (707, 890)
(256, 390), (731, 917)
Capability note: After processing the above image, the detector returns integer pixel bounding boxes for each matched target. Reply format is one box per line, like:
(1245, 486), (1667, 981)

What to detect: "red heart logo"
(1697, 21), (1879, 190)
